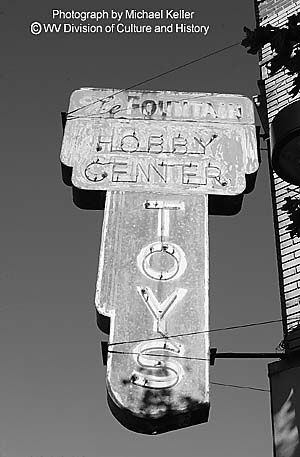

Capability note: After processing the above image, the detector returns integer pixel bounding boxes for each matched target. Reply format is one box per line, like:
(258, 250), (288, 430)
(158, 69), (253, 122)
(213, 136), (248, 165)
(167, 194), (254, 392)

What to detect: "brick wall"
(256, 0), (300, 351)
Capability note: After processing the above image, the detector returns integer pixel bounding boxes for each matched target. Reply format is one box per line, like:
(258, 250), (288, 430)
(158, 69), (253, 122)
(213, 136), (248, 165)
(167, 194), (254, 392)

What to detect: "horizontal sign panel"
(61, 88), (258, 195)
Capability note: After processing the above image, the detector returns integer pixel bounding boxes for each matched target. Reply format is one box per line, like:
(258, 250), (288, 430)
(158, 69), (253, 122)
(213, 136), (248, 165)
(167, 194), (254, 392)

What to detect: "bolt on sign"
(60, 88), (259, 434)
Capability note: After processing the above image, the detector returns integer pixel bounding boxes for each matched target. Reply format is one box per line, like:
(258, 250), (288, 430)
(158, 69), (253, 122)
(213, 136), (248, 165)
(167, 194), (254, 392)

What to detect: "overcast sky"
(0, 1), (283, 456)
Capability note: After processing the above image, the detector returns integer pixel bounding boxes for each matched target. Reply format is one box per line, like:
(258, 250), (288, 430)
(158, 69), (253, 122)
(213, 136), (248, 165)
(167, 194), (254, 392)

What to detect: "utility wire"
(107, 350), (270, 392)
(108, 349), (209, 362)
(107, 352), (271, 391)
(210, 381), (270, 392)
(107, 317), (287, 347)
(67, 41), (241, 116)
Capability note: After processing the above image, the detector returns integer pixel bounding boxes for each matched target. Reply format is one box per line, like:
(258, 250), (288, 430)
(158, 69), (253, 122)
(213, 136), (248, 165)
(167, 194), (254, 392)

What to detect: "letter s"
(131, 340), (184, 389)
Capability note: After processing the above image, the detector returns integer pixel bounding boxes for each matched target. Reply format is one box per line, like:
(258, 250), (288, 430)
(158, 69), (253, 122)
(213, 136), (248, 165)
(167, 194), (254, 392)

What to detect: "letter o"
(137, 242), (187, 281)
(141, 100), (157, 116)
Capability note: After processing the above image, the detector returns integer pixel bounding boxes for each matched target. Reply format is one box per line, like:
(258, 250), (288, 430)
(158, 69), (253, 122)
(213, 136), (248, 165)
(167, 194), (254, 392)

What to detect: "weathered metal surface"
(96, 191), (209, 434)
(60, 87), (259, 433)
(61, 88), (258, 195)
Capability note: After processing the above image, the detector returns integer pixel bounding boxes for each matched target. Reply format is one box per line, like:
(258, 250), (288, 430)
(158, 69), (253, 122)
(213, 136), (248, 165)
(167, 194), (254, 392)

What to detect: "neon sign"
(61, 89), (258, 195)
(60, 88), (259, 434)
(96, 191), (209, 433)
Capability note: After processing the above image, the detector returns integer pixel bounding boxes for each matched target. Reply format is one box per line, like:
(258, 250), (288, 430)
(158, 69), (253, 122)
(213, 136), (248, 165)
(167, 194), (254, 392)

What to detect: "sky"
(0, 1), (284, 456)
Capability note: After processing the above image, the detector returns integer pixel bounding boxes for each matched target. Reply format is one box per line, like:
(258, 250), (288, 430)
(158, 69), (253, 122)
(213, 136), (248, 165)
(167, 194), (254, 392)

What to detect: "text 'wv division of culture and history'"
(30, 9), (210, 35)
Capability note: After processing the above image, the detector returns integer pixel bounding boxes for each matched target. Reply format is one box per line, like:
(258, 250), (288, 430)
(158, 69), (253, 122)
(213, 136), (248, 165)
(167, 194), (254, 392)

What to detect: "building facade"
(256, 0), (300, 352)
(255, 1), (300, 455)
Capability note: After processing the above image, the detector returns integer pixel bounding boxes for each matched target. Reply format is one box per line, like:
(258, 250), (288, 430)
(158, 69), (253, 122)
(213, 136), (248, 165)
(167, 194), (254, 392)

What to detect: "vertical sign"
(96, 192), (209, 433)
(61, 88), (258, 433)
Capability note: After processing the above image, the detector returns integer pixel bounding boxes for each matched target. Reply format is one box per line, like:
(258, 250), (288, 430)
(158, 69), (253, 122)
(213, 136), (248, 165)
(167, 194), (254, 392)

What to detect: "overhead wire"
(107, 317), (290, 347)
(67, 41), (241, 116)
(210, 381), (270, 392)
(106, 351), (271, 392)
(107, 349), (209, 362)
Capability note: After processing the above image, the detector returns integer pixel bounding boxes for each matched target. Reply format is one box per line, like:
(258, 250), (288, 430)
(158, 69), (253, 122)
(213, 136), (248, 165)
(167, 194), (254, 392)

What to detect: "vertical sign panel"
(96, 191), (209, 434)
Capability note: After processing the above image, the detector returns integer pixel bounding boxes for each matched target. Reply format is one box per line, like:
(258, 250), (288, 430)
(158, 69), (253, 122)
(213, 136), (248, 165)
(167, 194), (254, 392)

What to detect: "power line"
(107, 349), (270, 392)
(107, 351), (270, 392)
(108, 349), (209, 362)
(210, 381), (270, 392)
(107, 317), (285, 347)
(67, 41), (241, 116)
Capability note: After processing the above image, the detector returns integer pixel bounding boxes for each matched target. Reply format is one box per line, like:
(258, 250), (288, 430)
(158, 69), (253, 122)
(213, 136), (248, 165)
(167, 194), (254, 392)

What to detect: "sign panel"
(60, 87), (259, 433)
(96, 191), (209, 433)
(61, 88), (258, 195)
